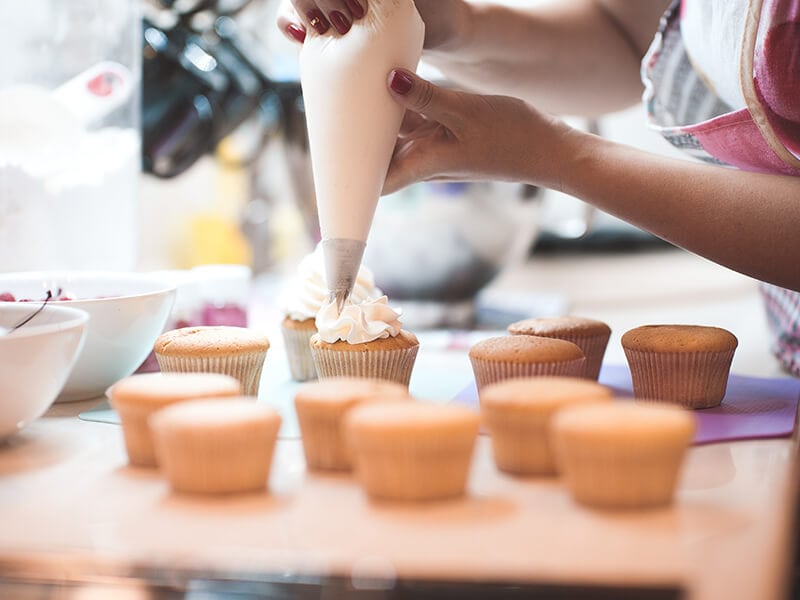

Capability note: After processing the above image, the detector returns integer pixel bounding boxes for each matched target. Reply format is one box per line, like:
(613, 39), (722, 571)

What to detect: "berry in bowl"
(0, 271), (176, 401)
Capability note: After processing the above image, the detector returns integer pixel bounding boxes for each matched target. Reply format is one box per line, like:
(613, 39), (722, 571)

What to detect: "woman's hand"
(383, 69), (579, 195)
(277, 0), (365, 40)
(277, 0), (469, 49)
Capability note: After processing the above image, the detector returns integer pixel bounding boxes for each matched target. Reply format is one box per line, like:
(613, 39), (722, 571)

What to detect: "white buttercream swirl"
(282, 244), (382, 321)
(315, 295), (402, 344)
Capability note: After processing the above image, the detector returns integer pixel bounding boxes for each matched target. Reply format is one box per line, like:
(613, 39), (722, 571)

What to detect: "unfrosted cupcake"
(621, 324), (738, 409)
(469, 335), (585, 390)
(508, 316), (611, 380)
(345, 402), (480, 501)
(310, 296), (419, 387)
(294, 377), (411, 470)
(552, 403), (696, 509)
(280, 245), (383, 382)
(480, 377), (613, 475)
(150, 398), (281, 494)
(108, 372), (241, 467)
(154, 326), (270, 396)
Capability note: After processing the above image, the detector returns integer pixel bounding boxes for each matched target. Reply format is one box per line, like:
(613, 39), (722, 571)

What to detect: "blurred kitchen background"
(0, 0), (688, 329)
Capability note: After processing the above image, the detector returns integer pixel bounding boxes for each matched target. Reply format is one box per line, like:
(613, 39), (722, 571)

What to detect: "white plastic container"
(0, 1), (141, 271)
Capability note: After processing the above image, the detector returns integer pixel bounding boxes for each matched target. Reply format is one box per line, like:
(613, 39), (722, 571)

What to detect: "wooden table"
(0, 248), (797, 599)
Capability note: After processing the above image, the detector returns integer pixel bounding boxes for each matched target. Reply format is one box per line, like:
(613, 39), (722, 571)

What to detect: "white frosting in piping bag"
(299, 0), (425, 244)
(316, 295), (403, 344)
(282, 244), (382, 321)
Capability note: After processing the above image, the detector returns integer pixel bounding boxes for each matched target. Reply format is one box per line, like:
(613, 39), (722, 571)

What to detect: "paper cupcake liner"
(554, 438), (688, 509)
(350, 437), (476, 501)
(481, 410), (558, 476)
(470, 356), (586, 391)
(296, 411), (352, 471)
(623, 348), (735, 409)
(281, 325), (318, 382)
(311, 345), (419, 387)
(153, 419), (279, 494)
(115, 407), (159, 467)
(156, 351), (268, 396)
(560, 334), (610, 381)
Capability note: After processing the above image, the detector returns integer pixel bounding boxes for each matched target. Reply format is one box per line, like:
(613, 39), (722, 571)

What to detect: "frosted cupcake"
(621, 324), (738, 409)
(469, 335), (585, 391)
(310, 296), (419, 387)
(508, 316), (611, 380)
(154, 326), (270, 396)
(280, 244), (383, 382)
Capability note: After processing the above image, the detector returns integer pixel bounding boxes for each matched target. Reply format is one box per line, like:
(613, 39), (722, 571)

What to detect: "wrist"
(553, 126), (605, 197)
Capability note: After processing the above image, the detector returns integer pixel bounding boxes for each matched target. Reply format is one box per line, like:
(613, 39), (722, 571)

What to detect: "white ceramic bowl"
(0, 272), (176, 402)
(0, 303), (88, 439)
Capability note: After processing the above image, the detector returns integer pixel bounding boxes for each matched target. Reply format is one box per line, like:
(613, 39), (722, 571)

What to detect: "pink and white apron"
(642, 0), (800, 375)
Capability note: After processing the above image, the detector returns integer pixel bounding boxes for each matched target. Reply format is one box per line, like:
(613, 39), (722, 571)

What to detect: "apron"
(642, 0), (800, 375)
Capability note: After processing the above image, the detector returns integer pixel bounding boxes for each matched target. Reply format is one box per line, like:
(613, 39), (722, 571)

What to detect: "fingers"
(276, 1), (306, 43)
(284, 0), (366, 37)
(387, 69), (462, 129)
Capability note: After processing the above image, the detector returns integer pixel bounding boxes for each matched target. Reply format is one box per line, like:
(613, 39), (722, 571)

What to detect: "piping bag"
(299, 0), (424, 313)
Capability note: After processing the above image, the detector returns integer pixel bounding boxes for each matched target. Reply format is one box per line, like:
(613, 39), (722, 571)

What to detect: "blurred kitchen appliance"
(0, 0), (141, 271)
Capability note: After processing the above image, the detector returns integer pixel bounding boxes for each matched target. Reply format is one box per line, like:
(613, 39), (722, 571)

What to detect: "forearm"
(426, 0), (665, 116)
(559, 131), (800, 291)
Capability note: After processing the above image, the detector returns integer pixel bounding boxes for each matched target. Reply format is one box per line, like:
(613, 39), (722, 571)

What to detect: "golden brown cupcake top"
(150, 398), (281, 432)
(281, 316), (317, 331)
(621, 325), (738, 353)
(469, 335), (584, 363)
(310, 329), (419, 352)
(154, 326), (270, 357)
(553, 403), (696, 444)
(109, 372), (241, 408)
(480, 376), (613, 412)
(508, 316), (611, 338)
(345, 402), (479, 441)
(295, 377), (411, 412)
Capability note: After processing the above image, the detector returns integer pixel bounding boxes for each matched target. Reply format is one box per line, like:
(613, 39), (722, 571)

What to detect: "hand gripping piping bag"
(299, 0), (424, 311)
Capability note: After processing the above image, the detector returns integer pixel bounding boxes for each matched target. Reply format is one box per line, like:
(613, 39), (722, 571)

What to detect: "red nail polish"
(286, 23), (306, 43)
(329, 11), (351, 35)
(307, 9), (330, 34)
(345, 0), (365, 19)
(389, 70), (414, 95)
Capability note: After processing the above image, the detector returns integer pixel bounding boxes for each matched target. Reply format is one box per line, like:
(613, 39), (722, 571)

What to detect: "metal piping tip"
(334, 290), (348, 315)
(322, 238), (366, 316)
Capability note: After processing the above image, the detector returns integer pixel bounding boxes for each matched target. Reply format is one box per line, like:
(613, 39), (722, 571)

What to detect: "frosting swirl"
(282, 245), (381, 321)
(315, 295), (402, 344)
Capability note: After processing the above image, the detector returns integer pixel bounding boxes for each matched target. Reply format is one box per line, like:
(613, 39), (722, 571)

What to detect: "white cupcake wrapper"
(554, 438), (689, 508)
(470, 356), (586, 390)
(311, 345), (419, 387)
(562, 334), (610, 381)
(156, 351), (267, 396)
(623, 349), (735, 409)
(281, 325), (318, 382)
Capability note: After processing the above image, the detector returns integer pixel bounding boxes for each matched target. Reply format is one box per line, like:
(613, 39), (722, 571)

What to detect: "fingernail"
(345, 0), (365, 19)
(389, 70), (414, 95)
(286, 23), (306, 43)
(329, 11), (351, 35)
(307, 9), (330, 34)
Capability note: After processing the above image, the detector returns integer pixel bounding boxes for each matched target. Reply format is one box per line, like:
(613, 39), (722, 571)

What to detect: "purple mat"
(452, 364), (800, 445)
